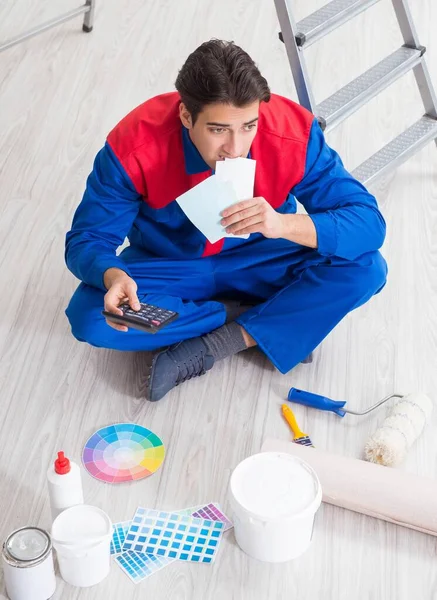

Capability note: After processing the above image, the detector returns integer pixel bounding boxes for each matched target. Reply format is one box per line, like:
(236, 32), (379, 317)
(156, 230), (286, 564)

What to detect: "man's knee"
(65, 284), (105, 345)
(65, 284), (172, 351)
(353, 250), (387, 298)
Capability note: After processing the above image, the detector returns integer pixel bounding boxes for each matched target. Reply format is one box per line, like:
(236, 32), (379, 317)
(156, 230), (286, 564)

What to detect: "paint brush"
(281, 404), (314, 447)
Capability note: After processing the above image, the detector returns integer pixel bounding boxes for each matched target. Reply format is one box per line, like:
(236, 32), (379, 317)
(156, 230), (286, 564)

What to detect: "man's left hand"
(221, 197), (285, 238)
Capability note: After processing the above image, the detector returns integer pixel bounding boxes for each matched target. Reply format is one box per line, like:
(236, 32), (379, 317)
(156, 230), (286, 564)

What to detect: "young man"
(65, 39), (387, 402)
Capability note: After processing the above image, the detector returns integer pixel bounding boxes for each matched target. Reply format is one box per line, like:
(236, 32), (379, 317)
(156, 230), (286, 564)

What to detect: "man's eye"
(210, 128), (226, 134)
(243, 124), (257, 132)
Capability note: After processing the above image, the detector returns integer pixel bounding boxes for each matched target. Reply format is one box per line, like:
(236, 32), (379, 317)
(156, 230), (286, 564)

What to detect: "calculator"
(102, 302), (179, 333)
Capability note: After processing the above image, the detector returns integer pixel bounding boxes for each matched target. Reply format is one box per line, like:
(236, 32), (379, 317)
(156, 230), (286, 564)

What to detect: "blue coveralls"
(65, 121), (387, 374)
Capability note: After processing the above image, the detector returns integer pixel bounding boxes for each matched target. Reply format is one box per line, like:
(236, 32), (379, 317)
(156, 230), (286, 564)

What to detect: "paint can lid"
(230, 452), (321, 520)
(4, 527), (51, 565)
(51, 505), (112, 549)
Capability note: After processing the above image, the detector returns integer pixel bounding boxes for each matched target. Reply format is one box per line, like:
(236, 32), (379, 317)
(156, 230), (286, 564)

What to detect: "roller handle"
(287, 388), (347, 417)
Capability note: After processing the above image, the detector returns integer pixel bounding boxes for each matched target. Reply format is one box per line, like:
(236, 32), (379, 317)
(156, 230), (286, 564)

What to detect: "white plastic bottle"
(47, 451), (84, 521)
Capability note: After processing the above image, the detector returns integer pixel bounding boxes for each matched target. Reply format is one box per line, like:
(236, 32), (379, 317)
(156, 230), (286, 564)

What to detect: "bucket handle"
(247, 516), (267, 527)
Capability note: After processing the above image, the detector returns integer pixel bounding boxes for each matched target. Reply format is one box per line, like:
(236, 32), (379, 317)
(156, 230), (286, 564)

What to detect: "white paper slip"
(176, 175), (248, 244)
(215, 156), (256, 201)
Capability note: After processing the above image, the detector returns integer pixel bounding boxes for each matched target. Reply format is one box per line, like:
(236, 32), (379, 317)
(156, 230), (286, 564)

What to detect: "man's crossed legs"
(66, 237), (387, 400)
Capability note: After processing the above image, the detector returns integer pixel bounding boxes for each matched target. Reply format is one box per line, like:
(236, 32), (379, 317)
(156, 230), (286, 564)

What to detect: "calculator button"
(151, 320), (161, 326)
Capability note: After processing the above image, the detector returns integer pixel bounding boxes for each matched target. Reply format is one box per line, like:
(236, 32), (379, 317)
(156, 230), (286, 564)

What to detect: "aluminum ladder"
(275, 0), (437, 186)
(0, 0), (95, 54)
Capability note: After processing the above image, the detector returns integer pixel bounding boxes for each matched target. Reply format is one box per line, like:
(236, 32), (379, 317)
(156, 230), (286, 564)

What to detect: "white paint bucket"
(51, 505), (112, 587)
(229, 452), (322, 563)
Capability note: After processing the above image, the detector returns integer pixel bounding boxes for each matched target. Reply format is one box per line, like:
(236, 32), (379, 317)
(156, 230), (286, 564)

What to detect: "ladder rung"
(351, 115), (437, 186)
(317, 46), (423, 132)
(295, 0), (382, 47)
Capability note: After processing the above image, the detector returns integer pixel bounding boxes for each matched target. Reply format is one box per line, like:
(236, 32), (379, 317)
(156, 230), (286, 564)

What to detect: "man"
(65, 39), (387, 402)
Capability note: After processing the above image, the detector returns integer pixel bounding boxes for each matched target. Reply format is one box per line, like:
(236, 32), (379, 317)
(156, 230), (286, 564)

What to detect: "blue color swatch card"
(122, 507), (225, 563)
(113, 504), (231, 583)
(111, 521), (131, 555)
(115, 550), (174, 583)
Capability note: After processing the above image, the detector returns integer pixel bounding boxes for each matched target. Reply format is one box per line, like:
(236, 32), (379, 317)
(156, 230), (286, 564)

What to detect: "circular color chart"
(82, 423), (165, 483)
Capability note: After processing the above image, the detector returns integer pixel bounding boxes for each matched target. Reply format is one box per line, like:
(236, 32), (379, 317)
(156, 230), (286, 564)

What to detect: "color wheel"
(82, 423), (165, 483)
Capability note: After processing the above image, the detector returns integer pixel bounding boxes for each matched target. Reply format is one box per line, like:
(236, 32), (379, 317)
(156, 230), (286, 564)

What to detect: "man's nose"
(222, 135), (242, 158)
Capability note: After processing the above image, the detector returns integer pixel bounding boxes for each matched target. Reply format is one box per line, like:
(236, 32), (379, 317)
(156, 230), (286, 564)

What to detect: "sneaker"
(146, 338), (215, 402)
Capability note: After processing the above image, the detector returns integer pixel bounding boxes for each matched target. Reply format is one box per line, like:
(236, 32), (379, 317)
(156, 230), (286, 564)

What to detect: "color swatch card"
(115, 551), (174, 583)
(177, 503), (233, 532)
(111, 521), (131, 555)
(82, 423), (165, 484)
(114, 504), (232, 583)
(176, 175), (249, 244)
(191, 503), (233, 532)
(215, 156), (256, 202)
(111, 504), (231, 556)
(122, 508), (225, 563)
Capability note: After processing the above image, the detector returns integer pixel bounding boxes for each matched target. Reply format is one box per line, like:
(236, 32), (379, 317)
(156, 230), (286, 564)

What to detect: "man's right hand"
(103, 268), (141, 332)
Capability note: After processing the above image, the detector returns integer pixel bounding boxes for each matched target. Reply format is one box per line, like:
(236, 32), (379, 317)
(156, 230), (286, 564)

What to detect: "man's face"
(179, 101), (260, 170)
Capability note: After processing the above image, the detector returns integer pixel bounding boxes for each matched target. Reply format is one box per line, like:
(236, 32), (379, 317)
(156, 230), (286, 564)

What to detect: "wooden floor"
(1, 0), (437, 598)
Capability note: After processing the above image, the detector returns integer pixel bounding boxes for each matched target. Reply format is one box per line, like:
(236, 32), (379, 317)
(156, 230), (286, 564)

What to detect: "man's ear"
(179, 103), (193, 129)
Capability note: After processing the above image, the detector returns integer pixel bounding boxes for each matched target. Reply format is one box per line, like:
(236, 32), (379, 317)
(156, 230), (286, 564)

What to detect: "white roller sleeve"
(261, 438), (437, 537)
(364, 393), (433, 467)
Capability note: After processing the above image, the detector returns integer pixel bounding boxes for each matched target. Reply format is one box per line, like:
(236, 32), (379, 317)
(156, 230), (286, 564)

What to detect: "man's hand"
(103, 268), (140, 332)
(221, 197), (286, 238)
(221, 197), (318, 248)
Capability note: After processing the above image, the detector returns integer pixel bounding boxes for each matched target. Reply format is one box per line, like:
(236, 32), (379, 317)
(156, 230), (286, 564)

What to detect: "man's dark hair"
(175, 39), (271, 124)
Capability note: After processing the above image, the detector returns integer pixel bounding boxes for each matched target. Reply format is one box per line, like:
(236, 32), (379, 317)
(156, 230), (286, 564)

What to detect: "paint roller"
(287, 388), (433, 467)
(261, 438), (437, 537)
